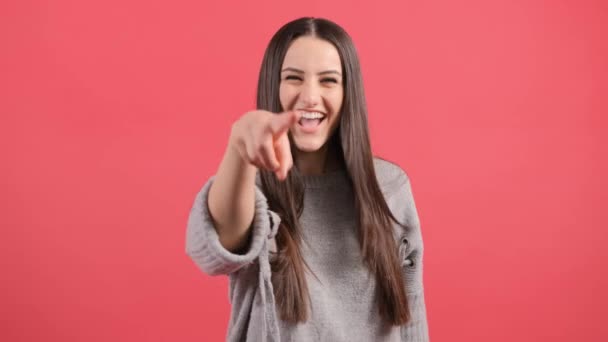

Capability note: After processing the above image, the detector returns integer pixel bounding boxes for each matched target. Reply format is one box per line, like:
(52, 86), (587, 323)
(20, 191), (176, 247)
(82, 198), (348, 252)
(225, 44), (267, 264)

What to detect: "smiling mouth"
(296, 110), (327, 126)
(298, 116), (326, 127)
(294, 110), (327, 133)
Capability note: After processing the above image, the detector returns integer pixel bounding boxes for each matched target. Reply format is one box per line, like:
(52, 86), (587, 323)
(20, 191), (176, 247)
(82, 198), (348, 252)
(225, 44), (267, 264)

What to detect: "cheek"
(279, 84), (294, 109)
(329, 89), (344, 112)
(325, 90), (343, 130)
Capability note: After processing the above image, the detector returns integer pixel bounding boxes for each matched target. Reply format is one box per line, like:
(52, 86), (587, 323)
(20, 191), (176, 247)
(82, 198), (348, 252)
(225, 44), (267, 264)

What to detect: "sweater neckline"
(301, 168), (350, 189)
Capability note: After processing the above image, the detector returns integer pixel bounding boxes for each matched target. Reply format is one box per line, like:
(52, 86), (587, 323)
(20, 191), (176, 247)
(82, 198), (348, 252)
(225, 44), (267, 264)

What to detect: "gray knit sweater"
(186, 158), (429, 341)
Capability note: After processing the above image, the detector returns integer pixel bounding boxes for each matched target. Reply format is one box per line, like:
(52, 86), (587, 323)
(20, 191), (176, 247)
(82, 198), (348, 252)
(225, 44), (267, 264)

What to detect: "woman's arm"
(207, 143), (257, 253)
(209, 110), (297, 252)
(396, 171), (430, 341)
(185, 110), (297, 276)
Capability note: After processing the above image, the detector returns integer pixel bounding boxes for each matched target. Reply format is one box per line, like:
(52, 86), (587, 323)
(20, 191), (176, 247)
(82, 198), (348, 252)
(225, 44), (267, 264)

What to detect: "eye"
(321, 77), (338, 84)
(285, 75), (302, 81)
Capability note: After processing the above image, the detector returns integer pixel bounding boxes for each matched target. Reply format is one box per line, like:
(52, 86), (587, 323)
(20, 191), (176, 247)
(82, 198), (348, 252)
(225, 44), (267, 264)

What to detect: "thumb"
(269, 111), (299, 137)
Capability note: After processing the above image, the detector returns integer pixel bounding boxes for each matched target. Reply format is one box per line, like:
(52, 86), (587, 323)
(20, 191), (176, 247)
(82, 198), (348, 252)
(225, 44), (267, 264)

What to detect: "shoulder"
(372, 156), (410, 190)
(373, 157), (423, 248)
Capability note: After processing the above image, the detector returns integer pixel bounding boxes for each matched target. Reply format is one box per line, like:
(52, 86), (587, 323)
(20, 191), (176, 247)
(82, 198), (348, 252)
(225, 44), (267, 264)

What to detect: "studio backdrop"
(1, 0), (606, 341)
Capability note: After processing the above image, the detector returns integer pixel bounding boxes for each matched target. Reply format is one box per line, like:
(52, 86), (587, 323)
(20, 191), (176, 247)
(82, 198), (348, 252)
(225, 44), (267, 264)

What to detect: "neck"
(295, 138), (342, 176)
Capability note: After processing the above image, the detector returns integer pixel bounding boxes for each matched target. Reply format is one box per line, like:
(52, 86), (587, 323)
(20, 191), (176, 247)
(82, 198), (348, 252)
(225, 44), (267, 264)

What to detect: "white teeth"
(298, 111), (325, 119)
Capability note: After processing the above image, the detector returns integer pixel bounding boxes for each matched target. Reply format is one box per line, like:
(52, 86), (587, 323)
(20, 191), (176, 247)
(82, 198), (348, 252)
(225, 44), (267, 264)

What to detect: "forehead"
(282, 36), (342, 72)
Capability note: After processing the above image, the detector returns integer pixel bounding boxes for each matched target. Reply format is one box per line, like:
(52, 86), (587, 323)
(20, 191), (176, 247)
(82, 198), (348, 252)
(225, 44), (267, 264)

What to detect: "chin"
(292, 137), (327, 153)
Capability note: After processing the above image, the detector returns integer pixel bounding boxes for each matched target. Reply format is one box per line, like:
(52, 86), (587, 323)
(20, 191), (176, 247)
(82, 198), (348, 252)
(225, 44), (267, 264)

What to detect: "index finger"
(269, 111), (299, 136)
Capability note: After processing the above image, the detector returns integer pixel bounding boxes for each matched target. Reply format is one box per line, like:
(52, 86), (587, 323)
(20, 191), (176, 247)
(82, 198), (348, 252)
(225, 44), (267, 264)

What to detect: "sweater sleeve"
(391, 171), (430, 341)
(185, 175), (281, 276)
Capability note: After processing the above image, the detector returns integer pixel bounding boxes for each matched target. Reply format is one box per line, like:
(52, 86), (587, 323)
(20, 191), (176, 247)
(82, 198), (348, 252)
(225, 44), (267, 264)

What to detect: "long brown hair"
(256, 17), (410, 326)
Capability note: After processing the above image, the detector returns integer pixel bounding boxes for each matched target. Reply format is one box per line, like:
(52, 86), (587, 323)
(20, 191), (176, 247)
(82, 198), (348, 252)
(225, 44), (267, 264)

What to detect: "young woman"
(186, 17), (429, 341)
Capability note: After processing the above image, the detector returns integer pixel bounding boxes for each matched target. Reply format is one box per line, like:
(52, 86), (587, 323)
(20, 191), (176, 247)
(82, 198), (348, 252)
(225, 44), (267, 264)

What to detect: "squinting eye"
(285, 75), (302, 81)
(321, 78), (338, 83)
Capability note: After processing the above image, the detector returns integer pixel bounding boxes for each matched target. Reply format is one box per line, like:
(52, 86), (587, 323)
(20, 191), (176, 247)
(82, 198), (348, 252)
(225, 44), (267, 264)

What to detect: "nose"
(299, 80), (321, 108)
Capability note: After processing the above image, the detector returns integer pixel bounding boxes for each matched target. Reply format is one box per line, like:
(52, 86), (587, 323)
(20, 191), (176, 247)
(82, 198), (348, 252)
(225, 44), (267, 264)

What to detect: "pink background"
(1, 0), (607, 341)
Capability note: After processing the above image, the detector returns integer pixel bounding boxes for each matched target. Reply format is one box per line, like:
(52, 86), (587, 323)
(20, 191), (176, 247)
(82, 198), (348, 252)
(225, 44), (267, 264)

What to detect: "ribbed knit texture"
(186, 158), (429, 341)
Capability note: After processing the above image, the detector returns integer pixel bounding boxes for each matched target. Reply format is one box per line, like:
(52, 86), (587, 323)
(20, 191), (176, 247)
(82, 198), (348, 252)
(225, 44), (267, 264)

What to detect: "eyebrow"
(281, 67), (342, 76)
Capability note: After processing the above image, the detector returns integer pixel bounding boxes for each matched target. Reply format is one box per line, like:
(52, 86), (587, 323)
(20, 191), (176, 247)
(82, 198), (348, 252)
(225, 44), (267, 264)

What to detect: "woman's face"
(279, 36), (344, 153)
